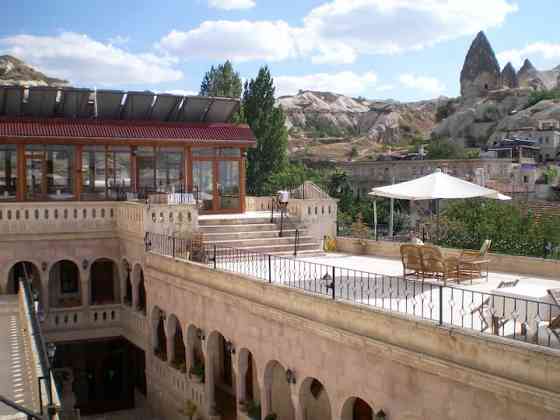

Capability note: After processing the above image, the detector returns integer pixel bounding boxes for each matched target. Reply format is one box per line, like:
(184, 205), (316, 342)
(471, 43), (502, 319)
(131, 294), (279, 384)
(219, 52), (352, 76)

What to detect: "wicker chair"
(545, 289), (560, 343)
(400, 244), (423, 279)
(456, 240), (492, 281)
(419, 244), (459, 284)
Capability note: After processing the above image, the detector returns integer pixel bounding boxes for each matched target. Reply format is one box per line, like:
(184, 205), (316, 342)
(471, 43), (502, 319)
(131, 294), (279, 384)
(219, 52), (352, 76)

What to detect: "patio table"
(486, 284), (560, 341)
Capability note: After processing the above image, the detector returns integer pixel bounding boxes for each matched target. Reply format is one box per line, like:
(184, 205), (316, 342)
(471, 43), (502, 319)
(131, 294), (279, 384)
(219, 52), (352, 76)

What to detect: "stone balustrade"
(43, 304), (121, 332)
(0, 202), (118, 236)
(115, 202), (145, 237)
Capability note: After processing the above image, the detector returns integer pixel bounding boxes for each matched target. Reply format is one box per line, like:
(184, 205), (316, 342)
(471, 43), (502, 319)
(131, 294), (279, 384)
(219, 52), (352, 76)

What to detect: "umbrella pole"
(389, 197), (394, 238)
(373, 199), (378, 241)
(436, 198), (440, 242)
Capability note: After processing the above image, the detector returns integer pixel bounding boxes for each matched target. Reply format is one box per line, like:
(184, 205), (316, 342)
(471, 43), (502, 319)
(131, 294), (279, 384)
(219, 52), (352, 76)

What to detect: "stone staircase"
(199, 215), (323, 256)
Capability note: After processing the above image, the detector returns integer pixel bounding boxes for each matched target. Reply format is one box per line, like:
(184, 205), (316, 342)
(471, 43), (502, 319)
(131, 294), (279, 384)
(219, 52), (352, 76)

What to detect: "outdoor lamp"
(82, 259), (89, 270)
(225, 340), (235, 354)
(41, 262), (48, 272)
(196, 328), (206, 341)
(375, 409), (387, 420)
(47, 342), (56, 364)
(285, 369), (296, 384)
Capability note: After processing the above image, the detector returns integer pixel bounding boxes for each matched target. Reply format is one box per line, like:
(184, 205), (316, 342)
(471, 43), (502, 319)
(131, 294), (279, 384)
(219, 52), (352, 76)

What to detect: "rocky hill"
(0, 55), (67, 87)
(278, 91), (440, 162)
(434, 31), (560, 147)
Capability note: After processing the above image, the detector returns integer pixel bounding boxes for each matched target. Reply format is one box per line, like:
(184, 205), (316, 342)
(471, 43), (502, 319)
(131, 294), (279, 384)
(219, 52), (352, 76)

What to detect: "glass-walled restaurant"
(0, 143), (246, 213)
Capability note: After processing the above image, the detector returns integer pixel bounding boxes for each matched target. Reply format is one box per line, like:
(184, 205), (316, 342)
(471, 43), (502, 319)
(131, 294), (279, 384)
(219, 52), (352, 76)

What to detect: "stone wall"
(144, 253), (560, 420)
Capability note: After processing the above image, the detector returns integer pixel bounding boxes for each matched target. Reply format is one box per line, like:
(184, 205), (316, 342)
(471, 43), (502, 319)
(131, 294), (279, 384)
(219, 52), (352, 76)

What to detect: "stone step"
(200, 223), (279, 233)
(203, 229), (305, 241)
(213, 242), (320, 255)
(199, 217), (274, 226)
(205, 235), (315, 248)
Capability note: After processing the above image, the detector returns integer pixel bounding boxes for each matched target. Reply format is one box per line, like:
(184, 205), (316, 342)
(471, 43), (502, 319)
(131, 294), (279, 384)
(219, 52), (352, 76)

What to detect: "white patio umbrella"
(368, 169), (511, 238)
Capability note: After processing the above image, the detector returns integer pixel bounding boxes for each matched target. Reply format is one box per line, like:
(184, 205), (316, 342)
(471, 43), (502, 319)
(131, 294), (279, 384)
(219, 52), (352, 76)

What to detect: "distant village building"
(497, 119), (560, 161)
(338, 158), (536, 197)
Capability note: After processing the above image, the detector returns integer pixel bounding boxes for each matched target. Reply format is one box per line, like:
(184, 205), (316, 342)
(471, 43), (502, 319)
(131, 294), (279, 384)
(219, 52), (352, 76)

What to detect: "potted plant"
(179, 400), (197, 420)
(189, 362), (205, 383)
(264, 414), (277, 420)
(246, 401), (261, 420)
(351, 213), (369, 253)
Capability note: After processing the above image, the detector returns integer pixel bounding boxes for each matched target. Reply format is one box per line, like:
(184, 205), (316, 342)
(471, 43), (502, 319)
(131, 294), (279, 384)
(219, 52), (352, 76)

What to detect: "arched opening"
(299, 377), (331, 420)
(168, 315), (186, 372)
(134, 265), (146, 315)
(7, 262), (41, 300)
(341, 397), (374, 420)
(152, 307), (167, 361)
(263, 360), (294, 420)
(49, 260), (81, 308)
(207, 330), (236, 419)
(122, 260), (132, 306)
(238, 348), (260, 418)
(90, 258), (119, 305)
(186, 324), (204, 382)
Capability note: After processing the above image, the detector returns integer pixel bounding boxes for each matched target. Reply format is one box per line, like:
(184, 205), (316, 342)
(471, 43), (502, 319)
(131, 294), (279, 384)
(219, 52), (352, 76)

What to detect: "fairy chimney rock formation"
(501, 62), (519, 89)
(517, 58), (545, 90)
(460, 31), (501, 97)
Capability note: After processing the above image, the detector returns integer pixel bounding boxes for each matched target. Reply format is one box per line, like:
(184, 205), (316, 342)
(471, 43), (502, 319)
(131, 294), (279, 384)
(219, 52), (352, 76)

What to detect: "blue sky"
(1, 0), (559, 101)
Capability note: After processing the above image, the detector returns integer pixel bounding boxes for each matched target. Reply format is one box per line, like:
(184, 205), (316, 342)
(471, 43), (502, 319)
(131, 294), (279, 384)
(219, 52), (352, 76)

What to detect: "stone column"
(237, 353), (248, 404)
(40, 269), (49, 313)
(184, 332), (193, 374)
(132, 273), (139, 311)
(203, 340), (217, 416)
(261, 372), (272, 417)
(80, 270), (89, 309)
(166, 328), (175, 365)
(291, 389), (304, 420)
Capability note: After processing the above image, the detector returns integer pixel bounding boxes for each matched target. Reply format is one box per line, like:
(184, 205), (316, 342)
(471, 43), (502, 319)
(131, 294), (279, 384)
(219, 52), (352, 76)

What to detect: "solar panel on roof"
(59, 88), (92, 118)
(178, 96), (213, 122)
(0, 88), (5, 115)
(150, 94), (182, 121)
(204, 99), (239, 123)
(96, 90), (124, 119)
(121, 91), (155, 120)
(25, 87), (58, 118)
(4, 86), (23, 117)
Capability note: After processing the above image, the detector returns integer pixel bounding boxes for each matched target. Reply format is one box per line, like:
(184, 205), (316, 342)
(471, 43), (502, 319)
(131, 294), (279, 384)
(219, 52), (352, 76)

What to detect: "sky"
(1, 0), (559, 102)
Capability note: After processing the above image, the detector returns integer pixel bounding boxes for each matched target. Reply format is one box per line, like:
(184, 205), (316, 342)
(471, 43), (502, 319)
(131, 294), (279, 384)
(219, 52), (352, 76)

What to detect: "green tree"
(199, 60), (242, 98)
(426, 138), (466, 160)
(244, 66), (288, 194)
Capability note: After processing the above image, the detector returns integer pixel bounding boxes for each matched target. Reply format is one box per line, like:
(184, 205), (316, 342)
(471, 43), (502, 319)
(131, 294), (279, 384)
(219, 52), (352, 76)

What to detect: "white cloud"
(305, 0), (517, 63)
(275, 71), (379, 96)
(399, 74), (445, 94)
(0, 32), (183, 86)
(159, 21), (303, 62)
(160, 0), (516, 64)
(163, 89), (198, 96)
(497, 42), (560, 68)
(108, 35), (130, 46)
(208, 0), (255, 10)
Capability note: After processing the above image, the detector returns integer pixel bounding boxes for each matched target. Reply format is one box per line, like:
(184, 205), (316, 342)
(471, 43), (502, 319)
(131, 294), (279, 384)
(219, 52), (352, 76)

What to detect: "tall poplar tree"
(243, 66), (288, 194)
(199, 60), (242, 98)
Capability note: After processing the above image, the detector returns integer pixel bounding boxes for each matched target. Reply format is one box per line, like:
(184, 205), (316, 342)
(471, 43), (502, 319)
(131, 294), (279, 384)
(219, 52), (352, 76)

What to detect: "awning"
(368, 169), (511, 201)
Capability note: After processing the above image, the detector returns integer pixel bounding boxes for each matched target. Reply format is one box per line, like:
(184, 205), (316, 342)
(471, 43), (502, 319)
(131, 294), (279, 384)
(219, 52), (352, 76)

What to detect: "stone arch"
(122, 259), (132, 306)
(6, 261), (41, 298)
(90, 257), (119, 305)
(341, 396), (376, 420)
(167, 314), (186, 371)
(238, 347), (260, 413)
(298, 376), (332, 420)
(207, 330), (236, 419)
(133, 263), (146, 315)
(49, 259), (81, 308)
(263, 359), (294, 420)
(186, 324), (204, 375)
(151, 306), (167, 361)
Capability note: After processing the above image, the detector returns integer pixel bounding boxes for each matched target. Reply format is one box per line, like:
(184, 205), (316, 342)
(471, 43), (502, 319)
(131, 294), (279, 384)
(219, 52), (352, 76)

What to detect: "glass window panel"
(193, 161), (213, 211)
(156, 148), (184, 191)
(0, 145), (17, 200)
(192, 148), (215, 157)
(219, 161), (240, 210)
(81, 146), (106, 199)
(46, 145), (74, 199)
(107, 149), (131, 199)
(219, 148), (240, 157)
(137, 147), (156, 191)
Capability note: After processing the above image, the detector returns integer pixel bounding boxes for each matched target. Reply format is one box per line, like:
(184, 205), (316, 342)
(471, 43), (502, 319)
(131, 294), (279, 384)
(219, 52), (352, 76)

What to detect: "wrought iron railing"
(145, 232), (560, 349)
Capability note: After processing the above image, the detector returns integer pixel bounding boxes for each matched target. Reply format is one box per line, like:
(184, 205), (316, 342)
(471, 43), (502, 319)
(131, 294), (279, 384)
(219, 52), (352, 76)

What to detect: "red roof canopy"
(0, 118), (256, 145)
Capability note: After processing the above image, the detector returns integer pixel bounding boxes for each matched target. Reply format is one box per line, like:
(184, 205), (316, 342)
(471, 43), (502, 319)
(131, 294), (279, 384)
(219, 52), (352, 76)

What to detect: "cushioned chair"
(419, 244), (459, 284)
(400, 244), (423, 279)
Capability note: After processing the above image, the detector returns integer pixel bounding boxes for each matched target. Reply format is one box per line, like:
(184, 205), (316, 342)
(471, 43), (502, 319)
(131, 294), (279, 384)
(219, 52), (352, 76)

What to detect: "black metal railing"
(0, 395), (44, 419)
(145, 232), (560, 349)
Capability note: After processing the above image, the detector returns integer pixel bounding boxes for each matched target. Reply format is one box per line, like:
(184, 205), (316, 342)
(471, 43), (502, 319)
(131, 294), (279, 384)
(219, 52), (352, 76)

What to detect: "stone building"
(460, 31), (502, 97)
(499, 119), (560, 161)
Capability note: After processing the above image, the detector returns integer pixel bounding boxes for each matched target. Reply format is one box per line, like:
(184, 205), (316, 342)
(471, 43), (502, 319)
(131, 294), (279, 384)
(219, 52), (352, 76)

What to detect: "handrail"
(0, 395), (45, 419)
(145, 231), (560, 350)
(293, 228), (300, 257)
